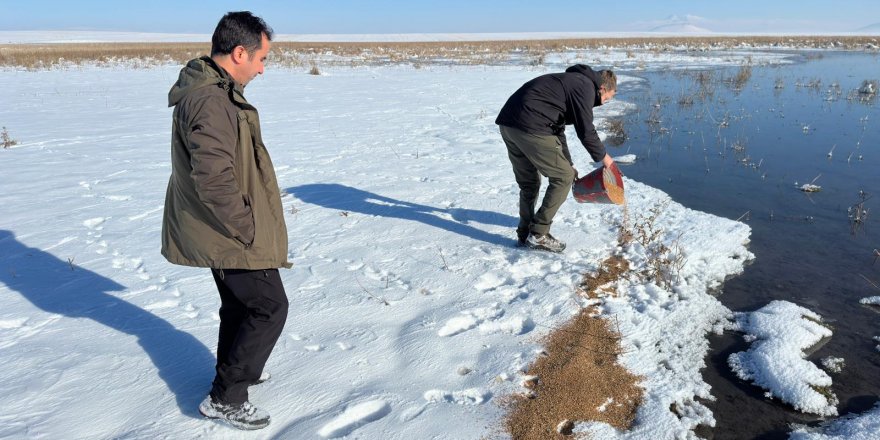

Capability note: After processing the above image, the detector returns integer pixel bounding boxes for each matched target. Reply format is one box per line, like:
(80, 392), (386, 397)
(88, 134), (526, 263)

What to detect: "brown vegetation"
(2, 126), (17, 148)
(503, 309), (642, 439)
(502, 256), (639, 440)
(0, 42), (211, 69)
(602, 119), (628, 146)
(1, 35), (878, 69)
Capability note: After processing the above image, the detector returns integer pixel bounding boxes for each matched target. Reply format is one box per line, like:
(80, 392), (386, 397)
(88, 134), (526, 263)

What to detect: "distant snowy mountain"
(857, 23), (880, 34)
(647, 14), (713, 34)
(649, 23), (712, 34)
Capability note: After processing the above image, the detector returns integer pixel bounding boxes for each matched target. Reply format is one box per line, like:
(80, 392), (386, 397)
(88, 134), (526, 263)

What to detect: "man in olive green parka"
(162, 11), (289, 431)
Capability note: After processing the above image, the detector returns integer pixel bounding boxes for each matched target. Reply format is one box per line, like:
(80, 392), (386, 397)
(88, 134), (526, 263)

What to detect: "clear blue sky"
(3, 0), (879, 34)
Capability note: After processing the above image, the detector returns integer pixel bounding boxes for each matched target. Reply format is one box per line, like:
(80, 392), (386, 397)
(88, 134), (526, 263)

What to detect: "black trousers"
(209, 268), (288, 404)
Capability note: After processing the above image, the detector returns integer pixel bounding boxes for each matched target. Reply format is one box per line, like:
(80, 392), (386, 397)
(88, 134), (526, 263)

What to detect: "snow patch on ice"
(789, 402), (880, 439)
(820, 357), (845, 374)
(860, 296), (880, 306)
(593, 154), (637, 165)
(614, 154), (637, 164)
(728, 300), (837, 416)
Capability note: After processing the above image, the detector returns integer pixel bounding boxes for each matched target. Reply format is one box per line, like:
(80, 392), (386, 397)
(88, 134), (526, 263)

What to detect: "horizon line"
(2, 30), (879, 44)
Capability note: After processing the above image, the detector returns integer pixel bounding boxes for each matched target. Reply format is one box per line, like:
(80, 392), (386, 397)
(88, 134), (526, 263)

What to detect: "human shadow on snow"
(0, 230), (214, 418)
(286, 183), (517, 246)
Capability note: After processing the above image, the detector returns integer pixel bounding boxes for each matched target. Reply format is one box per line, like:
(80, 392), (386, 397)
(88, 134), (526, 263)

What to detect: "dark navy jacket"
(496, 64), (607, 162)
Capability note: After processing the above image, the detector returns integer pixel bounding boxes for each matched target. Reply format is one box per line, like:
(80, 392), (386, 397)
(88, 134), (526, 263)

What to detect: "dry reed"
(2, 35), (878, 70)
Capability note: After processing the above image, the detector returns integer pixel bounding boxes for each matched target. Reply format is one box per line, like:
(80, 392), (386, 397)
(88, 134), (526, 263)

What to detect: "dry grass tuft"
(602, 119), (628, 146)
(617, 202), (687, 290)
(726, 64), (753, 92)
(308, 60), (321, 75)
(2, 126), (17, 148)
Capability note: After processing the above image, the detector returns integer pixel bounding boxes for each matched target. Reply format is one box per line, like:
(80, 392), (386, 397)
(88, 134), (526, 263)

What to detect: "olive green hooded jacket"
(162, 56), (291, 269)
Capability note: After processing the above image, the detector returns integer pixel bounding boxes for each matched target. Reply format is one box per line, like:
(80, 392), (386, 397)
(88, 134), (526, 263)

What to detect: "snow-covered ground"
(0, 49), (875, 439)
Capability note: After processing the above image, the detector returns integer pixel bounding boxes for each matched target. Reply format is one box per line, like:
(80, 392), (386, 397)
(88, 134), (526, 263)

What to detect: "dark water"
(613, 51), (880, 439)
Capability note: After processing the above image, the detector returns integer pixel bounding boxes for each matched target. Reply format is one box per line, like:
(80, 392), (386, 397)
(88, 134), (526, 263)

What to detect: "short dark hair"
(210, 11), (274, 57)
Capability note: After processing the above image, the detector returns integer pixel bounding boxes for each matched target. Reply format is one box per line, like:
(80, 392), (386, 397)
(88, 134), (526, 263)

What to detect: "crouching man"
(496, 65), (617, 252)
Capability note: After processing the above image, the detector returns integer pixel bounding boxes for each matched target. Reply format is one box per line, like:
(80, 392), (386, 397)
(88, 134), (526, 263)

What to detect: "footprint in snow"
(0, 318), (29, 330)
(110, 256), (151, 281)
(181, 303), (199, 319)
(317, 400), (391, 438)
(474, 272), (509, 291)
(346, 261), (365, 271)
(83, 217), (106, 230)
(437, 303), (503, 337)
(423, 388), (492, 405)
(127, 206), (163, 222)
(478, 315), (535, 336)
(102, 195), (132, 201)
(143, 299), (180, 311)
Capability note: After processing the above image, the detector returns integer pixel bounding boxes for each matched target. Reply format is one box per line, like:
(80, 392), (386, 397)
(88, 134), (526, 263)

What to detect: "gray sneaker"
(199, 396), (270, 430)
(526, 233), (566, 253)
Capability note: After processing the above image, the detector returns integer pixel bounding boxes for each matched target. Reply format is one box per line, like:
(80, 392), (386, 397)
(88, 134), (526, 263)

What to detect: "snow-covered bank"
(577, 186), (754, 439)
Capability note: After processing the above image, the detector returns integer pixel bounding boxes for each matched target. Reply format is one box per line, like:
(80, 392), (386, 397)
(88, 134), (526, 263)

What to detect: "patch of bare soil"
(503, 256), (642, 440)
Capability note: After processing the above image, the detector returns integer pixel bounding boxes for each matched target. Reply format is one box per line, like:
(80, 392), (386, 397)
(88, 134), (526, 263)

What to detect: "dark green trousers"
(500, 125), (575, 236)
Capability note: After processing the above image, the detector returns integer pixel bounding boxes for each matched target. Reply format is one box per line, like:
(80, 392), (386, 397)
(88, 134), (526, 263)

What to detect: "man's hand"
(602, 154), (615, 168)
(572, 166), (579, 180)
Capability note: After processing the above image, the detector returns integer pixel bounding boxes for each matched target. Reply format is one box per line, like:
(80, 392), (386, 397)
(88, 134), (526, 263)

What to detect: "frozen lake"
(616, 51), (880, 439)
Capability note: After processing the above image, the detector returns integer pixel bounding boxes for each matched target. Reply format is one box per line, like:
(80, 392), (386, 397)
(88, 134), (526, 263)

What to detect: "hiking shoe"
(199, 396), (270, 430)
(526, 233), (566, 253)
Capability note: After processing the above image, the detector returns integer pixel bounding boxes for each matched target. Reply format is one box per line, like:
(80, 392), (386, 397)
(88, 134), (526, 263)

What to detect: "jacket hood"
(565, 64), (603, 106)
(565, 64), (599, 82)
(168, 56), (235, 107)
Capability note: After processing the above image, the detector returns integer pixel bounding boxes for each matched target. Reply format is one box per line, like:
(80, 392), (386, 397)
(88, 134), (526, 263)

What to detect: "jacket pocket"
(240, 194), (256, 247)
